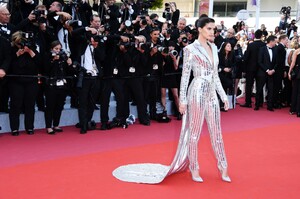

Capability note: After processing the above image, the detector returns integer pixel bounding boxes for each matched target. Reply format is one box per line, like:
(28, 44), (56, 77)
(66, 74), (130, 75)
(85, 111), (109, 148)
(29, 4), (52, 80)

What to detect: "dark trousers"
(36, 83), (45, 110)
(77, 78), (99, 128)
(144, 78), (159, 116)
(273, 69), (284, 106)
(245, 71), (256, 105)
(9, 80), (38, 131)
(283, 77), (293, 106)
(255, 75), (274, 108)
(124, 78), (148, 122)
(0, 79), (9, 112)
(44, 87), (67, 128)
(290, 79), (300, 113)
(100, 78), (125, 123)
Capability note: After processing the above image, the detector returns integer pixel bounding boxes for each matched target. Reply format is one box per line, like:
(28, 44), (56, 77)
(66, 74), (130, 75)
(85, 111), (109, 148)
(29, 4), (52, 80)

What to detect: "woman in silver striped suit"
(113, 17), (231, 184)
(178, 17), (230, 182)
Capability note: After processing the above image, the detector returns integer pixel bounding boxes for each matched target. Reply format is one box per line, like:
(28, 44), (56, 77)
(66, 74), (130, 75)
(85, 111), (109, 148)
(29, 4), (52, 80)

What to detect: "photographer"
(93, 0), (120, 34)
(279, 6), (291, 31)
(63, 0), (93, 27)
(170, 17), (186, 42)
(43, 40), (73, 134)
(17, 5), (57, 112)
(119, 0), (135, 24)
(117, 35), (150, 126)
(160, 42), (180, 119)
(134, 15), (150, 41)
(162, 2), (179, 26)
(160, 22), (173, 46)
(144, 27), (164, 120)
(287, 19), (298, 39)
(98, 31), (130, 130)
(9, 0), (38, 25)
(47, 1), (72, 33)
(8, 31), (42, 136)
(71, 17), (106, 134)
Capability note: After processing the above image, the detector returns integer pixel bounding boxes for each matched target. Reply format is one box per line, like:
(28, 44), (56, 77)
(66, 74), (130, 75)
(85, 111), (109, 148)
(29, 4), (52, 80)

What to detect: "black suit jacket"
(275, 43), (286, 71)
(0, 37), (11, 72)
(257, 46), (277, 77)
(244, 40), (266, 72)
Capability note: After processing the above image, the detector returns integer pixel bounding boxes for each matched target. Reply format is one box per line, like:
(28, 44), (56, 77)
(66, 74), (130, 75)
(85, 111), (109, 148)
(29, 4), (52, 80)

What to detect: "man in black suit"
(0, 7), (15, 113)
(256, 35), (277, 111)
(72, 15), (105, 134)
(0, 7), (16, 41)
(241, 30), (265, 108)
(274, 34), (288, 108)
(0, 36), (11, 113)
(93, 0), (121, 34)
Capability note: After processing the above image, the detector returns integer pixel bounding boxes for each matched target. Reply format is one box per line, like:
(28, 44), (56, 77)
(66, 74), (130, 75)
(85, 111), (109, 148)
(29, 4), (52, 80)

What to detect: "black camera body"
(20, 32), (36, 49)
(92, 35), (107, 43)
(66, 20), (82, 27)
(280, 6), (291, 16)
(52, 50), (69, 62)
(181, 37), (188, 43)
(33, 9), (47, 18)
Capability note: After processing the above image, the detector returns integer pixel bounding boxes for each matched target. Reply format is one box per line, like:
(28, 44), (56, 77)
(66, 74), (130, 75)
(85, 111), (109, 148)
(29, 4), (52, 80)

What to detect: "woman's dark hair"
(195, 17), (215, 29)
(220, 42), (233, 58)
(50, 40), (62, 49)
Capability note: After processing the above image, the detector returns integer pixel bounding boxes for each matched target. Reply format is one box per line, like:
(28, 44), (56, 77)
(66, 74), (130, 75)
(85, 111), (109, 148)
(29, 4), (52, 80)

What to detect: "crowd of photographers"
(0, 0), (199, 135)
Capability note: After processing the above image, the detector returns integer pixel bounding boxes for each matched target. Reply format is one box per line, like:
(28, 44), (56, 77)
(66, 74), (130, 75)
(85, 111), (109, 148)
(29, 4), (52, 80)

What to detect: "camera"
(280, 6), (291, 16)
(157, 46), (169, 54)
(33, 9), (47, 18)
(19, 32), (36, 49)
(65, 20), (82, 27)
(181, 37), (188, 43)
(164, 3), (171, 12)
(103, 23), (111, 31)
(166, 28), (173, 34)
(52, 50), (69, 62)
(137, 0), (155, 15)
(92, 35), (107, 43)
(170, 49), (178, 57)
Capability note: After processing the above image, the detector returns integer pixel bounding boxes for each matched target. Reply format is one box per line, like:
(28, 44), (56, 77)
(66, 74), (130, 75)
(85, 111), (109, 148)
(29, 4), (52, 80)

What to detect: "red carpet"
(0, 106), (300, 199)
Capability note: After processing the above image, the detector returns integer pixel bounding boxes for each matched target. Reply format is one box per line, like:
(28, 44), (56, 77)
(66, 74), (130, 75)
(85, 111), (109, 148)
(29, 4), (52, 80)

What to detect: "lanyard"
(88, 45), (95, 66)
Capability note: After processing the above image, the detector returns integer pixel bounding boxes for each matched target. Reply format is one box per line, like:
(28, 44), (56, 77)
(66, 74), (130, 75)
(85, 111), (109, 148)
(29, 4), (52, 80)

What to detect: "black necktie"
(268, 47), (272, 50)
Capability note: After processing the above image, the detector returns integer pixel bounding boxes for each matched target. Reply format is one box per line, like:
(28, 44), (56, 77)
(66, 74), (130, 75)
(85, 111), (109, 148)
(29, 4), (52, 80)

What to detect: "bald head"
(0, 7), (10, 24)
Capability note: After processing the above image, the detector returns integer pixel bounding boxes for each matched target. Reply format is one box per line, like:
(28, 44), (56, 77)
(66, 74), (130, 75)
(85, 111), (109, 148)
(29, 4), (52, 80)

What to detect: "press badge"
(56, 80), (64, 86)
(113, 68), (118, 75)
(153, 64), (158, 70)
(129, 67), (135, 73)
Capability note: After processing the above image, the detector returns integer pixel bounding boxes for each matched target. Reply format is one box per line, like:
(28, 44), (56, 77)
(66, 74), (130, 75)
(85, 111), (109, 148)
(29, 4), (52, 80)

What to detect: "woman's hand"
(16, 48), (25, 57)
(179, 103), (187, 115)
(224, 100), (229, 111)
(23, 46), (36, 58)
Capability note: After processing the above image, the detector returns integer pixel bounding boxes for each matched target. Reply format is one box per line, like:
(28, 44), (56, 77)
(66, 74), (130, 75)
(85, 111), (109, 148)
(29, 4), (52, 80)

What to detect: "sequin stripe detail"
(179, 47), (193, 105)
(187, 83), (206, 171)
(205, 96), (228, 169)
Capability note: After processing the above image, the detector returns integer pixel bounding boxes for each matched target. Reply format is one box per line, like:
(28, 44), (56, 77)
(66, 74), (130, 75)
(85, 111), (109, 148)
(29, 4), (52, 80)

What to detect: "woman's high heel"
(190, 170), (203, 182)
(218, 165), (231, 183)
